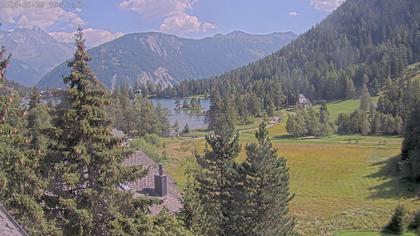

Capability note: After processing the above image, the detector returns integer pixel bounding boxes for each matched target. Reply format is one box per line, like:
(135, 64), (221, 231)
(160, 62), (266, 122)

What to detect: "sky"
(0, 0), (345, 47)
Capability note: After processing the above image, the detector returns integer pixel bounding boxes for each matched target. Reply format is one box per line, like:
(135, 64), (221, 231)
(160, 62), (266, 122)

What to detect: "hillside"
(164, 0), (420, 103)
(37, 31), (297, 90)
(0, 27), (73, 86)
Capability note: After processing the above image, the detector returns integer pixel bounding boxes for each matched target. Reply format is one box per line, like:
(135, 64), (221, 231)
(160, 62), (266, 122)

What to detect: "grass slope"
(314, 97), (379, 121)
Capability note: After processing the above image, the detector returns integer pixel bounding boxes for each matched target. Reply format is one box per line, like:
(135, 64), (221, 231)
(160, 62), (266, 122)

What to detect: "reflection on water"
(150, 98), (210, 130)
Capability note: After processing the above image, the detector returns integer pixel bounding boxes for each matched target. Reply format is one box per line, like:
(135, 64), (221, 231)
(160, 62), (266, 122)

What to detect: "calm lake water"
(150, 98), (210, 130)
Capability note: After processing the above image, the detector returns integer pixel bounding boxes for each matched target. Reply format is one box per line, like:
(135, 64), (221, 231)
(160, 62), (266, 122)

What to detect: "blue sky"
(0, 0), (344, 47)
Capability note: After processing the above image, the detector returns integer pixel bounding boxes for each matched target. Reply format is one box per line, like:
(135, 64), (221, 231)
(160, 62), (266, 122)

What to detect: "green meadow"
(160, 99), (420, 235)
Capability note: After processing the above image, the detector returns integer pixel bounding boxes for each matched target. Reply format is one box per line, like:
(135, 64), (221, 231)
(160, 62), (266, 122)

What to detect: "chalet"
(0, 204), (29, 236)
(298, 94), (312, 108)
(122, 151), (183, 215)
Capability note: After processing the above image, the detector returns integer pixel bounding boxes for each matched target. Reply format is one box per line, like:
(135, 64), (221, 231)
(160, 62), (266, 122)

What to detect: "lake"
(150, 98), (210, 130)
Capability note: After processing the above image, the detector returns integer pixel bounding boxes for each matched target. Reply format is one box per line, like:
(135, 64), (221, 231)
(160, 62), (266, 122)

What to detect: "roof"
(0, 204), (28, 236)
(122, 151), (183, 215)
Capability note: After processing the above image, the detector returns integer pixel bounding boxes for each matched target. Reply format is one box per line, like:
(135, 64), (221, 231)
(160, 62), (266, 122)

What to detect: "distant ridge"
(0, 27), (73, 86)
(38, 31), (297, 90)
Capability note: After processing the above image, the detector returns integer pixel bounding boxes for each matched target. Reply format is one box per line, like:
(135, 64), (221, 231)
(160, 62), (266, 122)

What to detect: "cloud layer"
(50, 28), (124, 48)
(0, 7), (84, 30)
(310, 0), (345, 12)
(119, 0), (215, 35)
(0, 4), (123, 48)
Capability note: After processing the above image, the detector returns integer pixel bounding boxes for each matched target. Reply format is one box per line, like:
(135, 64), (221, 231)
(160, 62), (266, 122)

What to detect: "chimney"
(154, 163), (167, 197)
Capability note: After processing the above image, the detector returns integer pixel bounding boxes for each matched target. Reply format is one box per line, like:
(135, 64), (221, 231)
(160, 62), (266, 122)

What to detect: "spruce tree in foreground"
(238, 122), (295, 235)
(43, 28), (155, 235)
(188, 124), (240, 235)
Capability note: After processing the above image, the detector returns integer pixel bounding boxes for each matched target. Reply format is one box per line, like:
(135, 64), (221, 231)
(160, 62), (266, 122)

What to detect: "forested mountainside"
(161, 0), (420, 104)
(38, 31), (296, 90)
(0, 27), (73, 86)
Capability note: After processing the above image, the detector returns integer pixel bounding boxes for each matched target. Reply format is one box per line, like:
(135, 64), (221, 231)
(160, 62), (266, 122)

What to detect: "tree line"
(153, 0), (420, 126)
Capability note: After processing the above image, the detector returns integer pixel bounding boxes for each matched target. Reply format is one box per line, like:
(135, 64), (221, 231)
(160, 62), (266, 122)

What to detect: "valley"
(160, 99), (417, 235)
(1, 0), (420, 235)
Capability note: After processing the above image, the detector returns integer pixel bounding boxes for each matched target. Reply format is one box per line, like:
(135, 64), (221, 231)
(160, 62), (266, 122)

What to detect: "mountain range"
(165, 0), (420, 102)
(0, 27), (73, 86)
(37, 31), (297, 90)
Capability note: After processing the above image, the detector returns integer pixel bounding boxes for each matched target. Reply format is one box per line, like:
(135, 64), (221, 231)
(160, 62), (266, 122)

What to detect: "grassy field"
(158, 99), (420, 235)
(314, 97), (379, 121)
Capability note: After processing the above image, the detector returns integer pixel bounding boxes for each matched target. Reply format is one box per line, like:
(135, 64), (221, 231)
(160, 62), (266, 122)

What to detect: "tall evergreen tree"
(359, 83), (372, 112)
(189, 125), (240, 235)
(401, 103), (420, 180)
(319, 104), (333, 136)
(43, 28), (153, 235)
(237, 122), (296, 235)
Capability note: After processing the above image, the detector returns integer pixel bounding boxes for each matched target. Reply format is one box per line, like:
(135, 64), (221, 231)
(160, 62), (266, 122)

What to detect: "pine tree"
(319, 104), (333, 136)
(182, 123), (190, 134)
(360, 112), (370, 136)
(206, 92), (234, 131)
(402, 103), (420, 180)
(359, 83), (371, 112)
(191, 125), (240, 235)
(238, 122), (296, 235)
(43, 28), (153, 235)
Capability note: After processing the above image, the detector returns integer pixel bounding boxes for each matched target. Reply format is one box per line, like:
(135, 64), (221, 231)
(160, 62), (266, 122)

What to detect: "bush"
(383, 205), (405, 235)
(144, 133), (161, 147)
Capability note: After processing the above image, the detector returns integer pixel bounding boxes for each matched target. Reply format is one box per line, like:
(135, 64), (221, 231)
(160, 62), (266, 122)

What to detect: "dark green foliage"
(43, 28), (152, 235)
(110, 86), (170, 137)
(186, 124), (240, 235)
(383, 205), (405, 235)
(0, 47), (59, 234)
(401, 103), (420, 180)
(206, 92), (235, 131)
(182, 123), (190, 134)
(184, 122), (296, 235)
(286, 106), (333, 137)
(359, 83), (371, 112)
(236, 123), (295, 235)
(161, 0), (420, 120)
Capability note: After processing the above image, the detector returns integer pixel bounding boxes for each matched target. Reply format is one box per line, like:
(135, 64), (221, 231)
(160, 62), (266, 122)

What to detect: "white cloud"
(50, 28), (124, 48)
(119, 0), (214, 35)
(119, 0), (195, 17)
(160, 13), (215, 34)
(289, 11), (299, 16)
(310, 0), (345, 12)
(0, 7), (84, 30)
